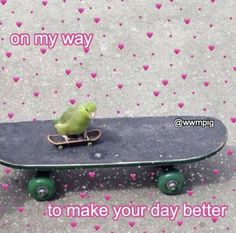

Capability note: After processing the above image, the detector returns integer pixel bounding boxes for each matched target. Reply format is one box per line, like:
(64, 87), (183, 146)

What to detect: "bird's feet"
(83, 131), (90, 140)
(62, 135), (70, 143)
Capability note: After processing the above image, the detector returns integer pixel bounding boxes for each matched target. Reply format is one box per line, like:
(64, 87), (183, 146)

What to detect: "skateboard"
(0, 116), (227, 201)
(47, 129), (102, 149)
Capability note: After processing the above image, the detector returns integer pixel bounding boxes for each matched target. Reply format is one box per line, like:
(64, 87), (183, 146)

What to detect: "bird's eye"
(85, 108), (89, 112)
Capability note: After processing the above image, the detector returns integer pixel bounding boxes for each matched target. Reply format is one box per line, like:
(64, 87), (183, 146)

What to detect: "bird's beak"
(91, 112), (96, 119)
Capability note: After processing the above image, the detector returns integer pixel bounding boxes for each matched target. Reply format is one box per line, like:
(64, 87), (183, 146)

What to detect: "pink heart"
(211, 217), (218, 223)
(177, 220), (183, 226)
(210, 0), (216, 3)
(233, 66), (236, 72)
(76, 81), (82, 89)
(104, 194), (111, 200)
(146, 32), (153, 38)
(4, 167), (12, 174)
(162, 80), (169, 86)
(34, 91), (39, 97)
(174, 48), (180, 54)
(5, 51), (12, 57)
(178, 102), (184, 108)
(204, 81), (209, 87)
(42, 0), (47, 6)
(69, 98), (76, 105)
(181, 73), (187, 79)
(128, 221), (135, 228)
(91, 72), (97, 78)
(70, 221), (77, 228)
(143, 65), (149, 71)
(227, 149), (233, 156)
(208, 44), (215, 51)
(117, 83), (123, 89)
(1, 0), (7, 5)
(156, 3), (162, 9)
(65, 69), (71, 75)
(94, 224), (100, 231)
(16, 21), (23, 27)
(118, 43), (125, 50)
(88, 171), (96, 178)
(13, 76), (19, 82)
(187, 190), (193, 196)
(84, 47), (89, 54)
(94, 17), (100, 23)
(184, 18), (191, 24)
(153, 90), (160, 97)
(1, 183), (9, 191)
(78, 8), (84, 13)
(130, 173), (136, 180)
(8, 112), (14, 119)
(40, 48), (47, 54)
(79, 192), (86, 199)
(230, 117), (236, 123)
(17, 207), (24, 213)
(213, 169), (219, 175)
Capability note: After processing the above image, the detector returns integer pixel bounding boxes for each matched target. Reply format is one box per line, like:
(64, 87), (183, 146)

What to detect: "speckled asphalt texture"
(0, 0), (236, 232)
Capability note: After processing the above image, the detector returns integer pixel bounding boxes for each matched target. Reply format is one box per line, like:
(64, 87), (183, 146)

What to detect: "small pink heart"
(84, 47), (89, 53)
(128, 221), (135, 228)
(210, 0), (216, 3)
(42, 0), (47, 6)
(1, 183), (9, 191)
(104, 194), (111, 200)
(230, 117), (236, 123)
(34, 91), (39, 97)
(130, 173), (136, 180)
(8, 112), (14, 119)
(70, 221), (77, 228)
(162, 80), (169, 86)
(227, 149), (233, 156)
(40, 48), (47, 54)
(174, 48), (180, 54)
(78, 8), (84, 13)
(16, 21), (23, 28)
(177, 220), (183, 226)
(94, 224), (100, 231)
(94, 16), (100, 23)
(208, 44), (215, 51)
(5, 51), (12, 57)
(4, 167), (12, 174)
(13, 76), (19, 82)
(153, 90), (160, 97)
(213, 169), (219, 175)
(69, 98), (76, 105)
(118, 42), (125, 50)
(211, 217), (218, 223)
(187, 190), (193, 196)
(65, 69), (71, 75)
(233, 66), (236, 72)
(146, 32), (153, 38)
(204, 81), (209, 87)
(178, 102), (184, 108)
(181, 73), (187, 79)
(17, 207), (24, 213)
(80, 192), (86, 199)
(143, 64), (149, 71)
(156, 3), (162, 9)
(91, 72), (97, 78)
(88, 171), (96, 178)
(184, 18), (191, 24)
(76, 81), (82, 89)
(117, 83), (123, 89)
(1, 0), (7, 5)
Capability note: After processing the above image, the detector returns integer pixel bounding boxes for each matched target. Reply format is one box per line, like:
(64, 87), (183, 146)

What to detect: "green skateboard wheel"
(28, 177), (56, 201)
(157, 168), (185, 195)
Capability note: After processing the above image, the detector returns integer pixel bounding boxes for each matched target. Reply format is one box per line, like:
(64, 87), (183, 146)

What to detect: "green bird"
(54, 102), (97, 142)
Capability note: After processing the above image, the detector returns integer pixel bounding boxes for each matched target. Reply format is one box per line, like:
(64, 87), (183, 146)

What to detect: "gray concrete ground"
(0, 0), (236, 232)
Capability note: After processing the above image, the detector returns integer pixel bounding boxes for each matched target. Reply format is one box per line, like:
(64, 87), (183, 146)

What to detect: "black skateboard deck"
(0, 116), (227, 170)
(47, 129), (102, 146)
